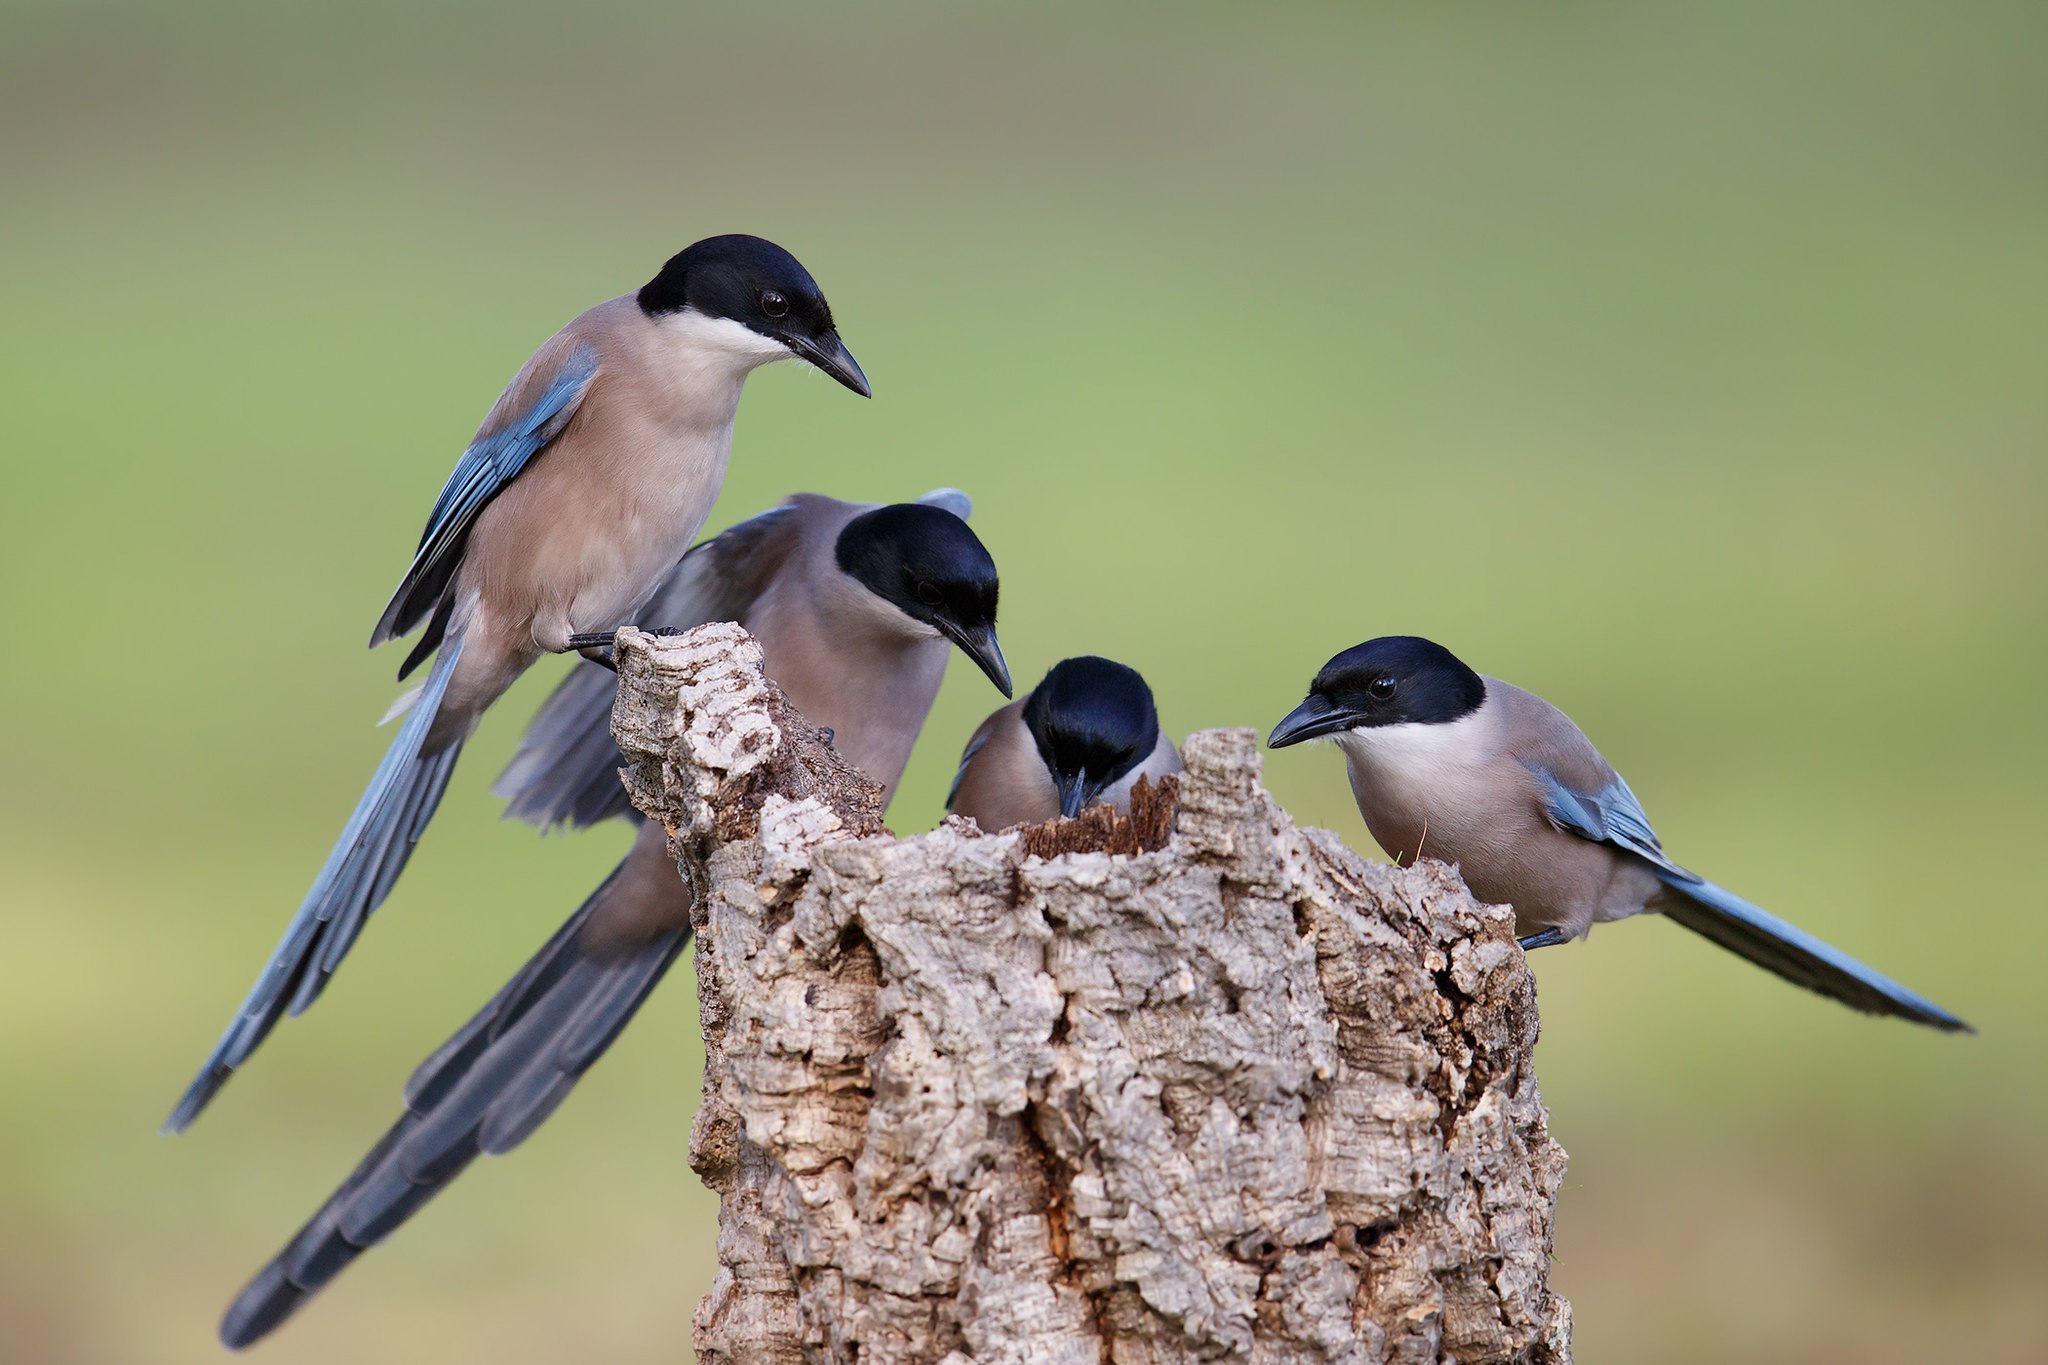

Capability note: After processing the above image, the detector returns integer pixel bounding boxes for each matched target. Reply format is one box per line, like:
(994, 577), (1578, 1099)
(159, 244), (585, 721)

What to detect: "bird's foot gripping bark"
(610, 622), (1573, 1365)
(568, 625), (698, 672)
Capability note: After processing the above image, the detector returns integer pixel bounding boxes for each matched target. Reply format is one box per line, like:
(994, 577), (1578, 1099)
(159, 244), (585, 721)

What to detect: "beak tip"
(1056, 772), (1090, 821)
(967, 631), (1010, 696)
(797, 332), (871, 397)
(1268, 700), (1345, 750)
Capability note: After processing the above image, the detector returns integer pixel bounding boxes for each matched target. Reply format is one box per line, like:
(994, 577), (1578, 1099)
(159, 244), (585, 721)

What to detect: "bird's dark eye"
(760, 290), (789, 318)
(1368, 675), (1397, 700)
(915, 579), (945, 607)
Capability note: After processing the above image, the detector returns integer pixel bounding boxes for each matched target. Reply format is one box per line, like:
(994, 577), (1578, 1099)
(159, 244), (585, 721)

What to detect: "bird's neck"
(648, 309), (788, 431)
(751, 577), (949, 803)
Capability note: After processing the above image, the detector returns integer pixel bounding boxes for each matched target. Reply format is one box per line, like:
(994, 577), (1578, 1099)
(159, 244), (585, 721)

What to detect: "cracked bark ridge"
(612, 624), (1572, 1365)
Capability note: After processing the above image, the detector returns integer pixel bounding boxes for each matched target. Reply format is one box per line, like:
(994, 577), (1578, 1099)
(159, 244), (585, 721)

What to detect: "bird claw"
(818, 727), (836, 750)
(1517, 928), (1569, 952)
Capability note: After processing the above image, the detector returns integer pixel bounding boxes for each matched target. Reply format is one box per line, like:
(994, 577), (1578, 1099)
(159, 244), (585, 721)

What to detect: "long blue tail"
(1654, 872), (1972, 1033)
(217, 857), (690, 1349)
(165, 639), (470, 1133)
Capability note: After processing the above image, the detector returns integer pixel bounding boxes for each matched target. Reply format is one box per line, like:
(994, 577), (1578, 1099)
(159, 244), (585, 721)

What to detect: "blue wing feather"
(1526, 761), (1691, 881)
(371, 345), (600, 649)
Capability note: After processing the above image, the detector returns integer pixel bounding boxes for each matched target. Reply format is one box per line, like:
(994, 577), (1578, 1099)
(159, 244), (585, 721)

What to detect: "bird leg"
(564, 633), (619, 672)
(1517, 928), (1569, 952)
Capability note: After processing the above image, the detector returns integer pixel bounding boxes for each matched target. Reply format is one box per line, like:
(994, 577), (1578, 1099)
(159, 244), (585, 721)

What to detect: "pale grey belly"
(1352, 770), (1660, 939)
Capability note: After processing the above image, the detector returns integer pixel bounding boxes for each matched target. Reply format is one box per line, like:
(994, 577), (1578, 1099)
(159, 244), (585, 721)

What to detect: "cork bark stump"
(611, 624), (1572, 1365)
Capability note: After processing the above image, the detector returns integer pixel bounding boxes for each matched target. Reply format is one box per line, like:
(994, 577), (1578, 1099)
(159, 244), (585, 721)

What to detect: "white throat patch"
(1332, 708), (1491, 776)
(657, 307), (793, 372)
(828, 566), (943, 642)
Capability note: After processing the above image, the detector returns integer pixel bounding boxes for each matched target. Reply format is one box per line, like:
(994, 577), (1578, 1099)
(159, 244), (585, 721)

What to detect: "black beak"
(787, 330), (871, 397)
(1057, 768), (1105, 820)
(1267, 694), (1358, 749)
(941, 620), (1012, 697)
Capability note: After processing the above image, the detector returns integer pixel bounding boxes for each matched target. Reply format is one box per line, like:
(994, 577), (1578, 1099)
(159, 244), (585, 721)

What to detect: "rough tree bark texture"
(611, 624), (1572, 1365)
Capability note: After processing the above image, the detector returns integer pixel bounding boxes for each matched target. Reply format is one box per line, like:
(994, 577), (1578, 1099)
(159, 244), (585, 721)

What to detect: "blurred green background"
(3, 1), (2044, 1360)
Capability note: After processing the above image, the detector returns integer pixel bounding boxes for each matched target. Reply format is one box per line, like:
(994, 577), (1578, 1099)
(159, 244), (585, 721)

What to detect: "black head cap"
(1267, 636), (1485, 748)
(1022, 656), (1162, 818)
(638, 234), (869, 395)
(835, 503), (1009, 694)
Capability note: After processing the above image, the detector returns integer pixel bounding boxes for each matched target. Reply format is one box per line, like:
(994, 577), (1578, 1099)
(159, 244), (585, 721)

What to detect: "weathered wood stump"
(612, 623), (1571, 1365)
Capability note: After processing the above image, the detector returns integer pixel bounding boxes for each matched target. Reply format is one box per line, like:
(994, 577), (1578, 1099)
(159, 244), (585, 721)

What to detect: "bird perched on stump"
(949, 655), (1181, 831)
(168, 236), (870, 1132)
(1267, 635), (1970, 1032)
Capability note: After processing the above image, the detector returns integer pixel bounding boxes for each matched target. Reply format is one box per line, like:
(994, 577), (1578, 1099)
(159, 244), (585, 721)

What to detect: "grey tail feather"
(218, 868), (691, 1349)
(165, 639), (470, 1135)
(494, 659), (633, 831)
(1655, 873), (1973, 1034)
